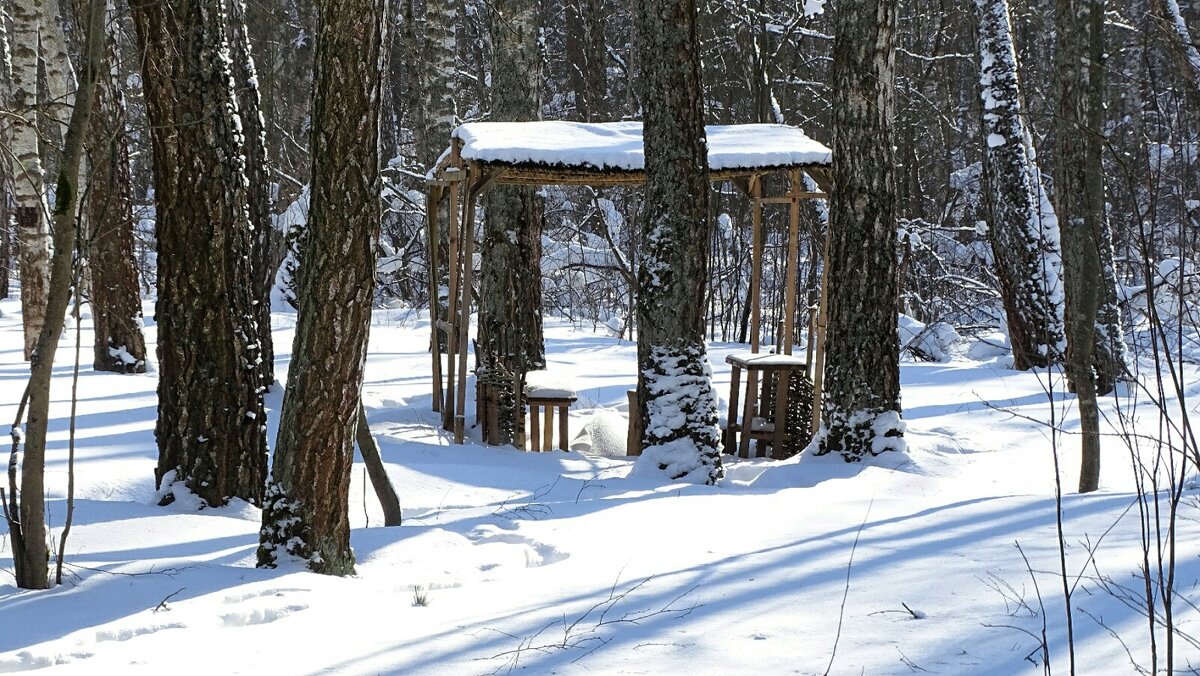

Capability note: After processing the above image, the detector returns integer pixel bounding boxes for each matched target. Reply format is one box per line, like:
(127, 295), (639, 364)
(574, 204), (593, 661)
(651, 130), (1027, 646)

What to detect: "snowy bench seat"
(522, 370), (577, 452)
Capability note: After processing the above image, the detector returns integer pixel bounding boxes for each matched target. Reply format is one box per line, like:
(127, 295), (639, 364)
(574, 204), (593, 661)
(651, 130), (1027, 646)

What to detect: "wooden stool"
(523, 371), (577, 452)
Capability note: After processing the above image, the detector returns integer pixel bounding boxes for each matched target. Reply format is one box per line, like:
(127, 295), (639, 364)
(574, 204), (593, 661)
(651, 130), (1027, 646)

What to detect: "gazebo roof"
(433, 121), (832, 186)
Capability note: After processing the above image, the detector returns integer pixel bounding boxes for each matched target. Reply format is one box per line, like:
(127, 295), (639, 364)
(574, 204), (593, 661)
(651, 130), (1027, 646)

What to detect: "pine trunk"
(975, 0), (1064, 370)
(633, 0), (722, 484)
(476, 0), (545, 445)
(88, 8), (147, 374)
(1055, 0), (1106, 493)
(817, 0), (905, 461)
(258, 0), (386, 575)
(130, 0), (268, 507)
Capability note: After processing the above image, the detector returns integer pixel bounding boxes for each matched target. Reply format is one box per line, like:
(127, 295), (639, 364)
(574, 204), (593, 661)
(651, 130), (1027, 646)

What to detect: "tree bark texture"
(476, 0), (545, 445)
(130, 0), (268, 507)
(11, 0), (50, 360)
(817, 0), (906, 461)
(566, 0), (608, 122)
(0, 15), (12, 301)
(975, 0), (1065, 371)
(406, 0), (457, 171)
(1055, 0), (1105, 493)
(632, 0), (722, 484)
(88, 7), (147, 374)
(228, 0), (277, 388)
(10, 0), (105, 589)
(258, 0), (386, 575)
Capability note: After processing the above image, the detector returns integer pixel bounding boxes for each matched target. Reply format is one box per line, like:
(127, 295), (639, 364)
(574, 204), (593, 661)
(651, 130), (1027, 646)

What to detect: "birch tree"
(5, 0), (105, 590)
(10, 0), (50, 360)
(88, 2), (147, 373)
(258, 0), (387, 575)
(130, 0), (268, 506)
(816, 0), (905, 461)
(1055, 0), (1107, 493)
(632, 0), (723, 484)
(975, 0), (1064, 370)
(476, 0), (545, 445)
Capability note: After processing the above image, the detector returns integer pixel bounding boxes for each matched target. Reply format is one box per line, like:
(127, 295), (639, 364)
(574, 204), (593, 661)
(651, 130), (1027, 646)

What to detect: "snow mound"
(569, 409), (629, 457)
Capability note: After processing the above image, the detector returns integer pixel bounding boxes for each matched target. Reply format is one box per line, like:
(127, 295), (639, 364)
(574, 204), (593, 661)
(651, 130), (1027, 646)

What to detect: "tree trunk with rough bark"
(88, 5), (147, 374)
(11, 0), (49, 360)
(632, 0), (722, 484)
(130, 0), (268, 507)
(817, 0), (905, 461)
(975, 0), (1065, 371)
(258, 0), (386, 575)
(476, 0), (545, 446)
(1055, 0), (1106, 493)
(228, 0), (276, 388)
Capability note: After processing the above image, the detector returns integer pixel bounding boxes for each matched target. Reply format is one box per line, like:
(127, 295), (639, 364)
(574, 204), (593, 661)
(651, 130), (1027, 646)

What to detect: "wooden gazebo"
(425, 121), (833, 452)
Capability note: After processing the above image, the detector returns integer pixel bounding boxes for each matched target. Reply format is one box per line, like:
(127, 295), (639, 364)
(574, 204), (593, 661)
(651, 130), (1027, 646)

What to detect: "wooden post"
(428, 184), (443, 412)
(725, 364), (741, 455)
(542, 405), (553, 452)
(557, 404), (569, 451)
(740, 175), (764, 459)
(771, 169), (803, 456)
(626, 389), (642, 456)
(807, 167), (833, 436)
(442, 141), (463, 429)
(530, 402), (542, 452)
(454, 164), (477, 443)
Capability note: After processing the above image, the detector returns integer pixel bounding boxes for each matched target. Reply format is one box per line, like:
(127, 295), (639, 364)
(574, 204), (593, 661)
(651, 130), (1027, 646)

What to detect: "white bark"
(10, 0), (50, 359)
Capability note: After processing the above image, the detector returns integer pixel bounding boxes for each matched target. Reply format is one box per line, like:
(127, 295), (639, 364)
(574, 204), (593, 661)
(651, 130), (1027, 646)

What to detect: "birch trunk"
(228, 0), (276, 388)
(88, 2), (147, 374)
(476, 0), (545, 445)
(9, 0), (105, 589)
(633, 0), (722, 484)
(1055, 0), (1106, 493)
(975, 0), (1065, 370)
(817, 0), (905, 461)
(258, 0), (387, 575)
(11, 0), (49, 360)
(130, 0), (268, 507)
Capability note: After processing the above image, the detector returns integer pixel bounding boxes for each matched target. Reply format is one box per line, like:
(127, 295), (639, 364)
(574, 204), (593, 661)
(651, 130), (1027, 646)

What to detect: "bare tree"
(130, 0), (268, 506)
(259, 0), (388, 574)
(1054, 0), (1107, 493)
(974, 0), (1064, 370)
(4, 0), (105, 589)
(632, 0), (723, 484)
(816, 0), (905, 461)
(476, 0), (546, 445)
(87, 3), (147, 374)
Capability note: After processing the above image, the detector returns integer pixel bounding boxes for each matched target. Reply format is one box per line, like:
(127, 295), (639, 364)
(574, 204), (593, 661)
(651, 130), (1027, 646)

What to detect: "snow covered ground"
(1, 296), (1197, 675)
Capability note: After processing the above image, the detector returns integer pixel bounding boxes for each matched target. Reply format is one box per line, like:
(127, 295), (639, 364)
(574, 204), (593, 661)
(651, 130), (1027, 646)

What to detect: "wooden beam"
(427, 184), (443, 412)
(454, 163), (478, 443)
(442, 142), (463, 430)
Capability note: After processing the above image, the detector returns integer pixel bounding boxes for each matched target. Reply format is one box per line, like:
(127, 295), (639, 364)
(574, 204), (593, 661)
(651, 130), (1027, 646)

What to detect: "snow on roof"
(450, 121), (831, 173)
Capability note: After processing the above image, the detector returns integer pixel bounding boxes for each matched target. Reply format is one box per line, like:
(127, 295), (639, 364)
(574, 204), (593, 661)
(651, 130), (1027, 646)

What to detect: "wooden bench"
(522, 371), (577, 452)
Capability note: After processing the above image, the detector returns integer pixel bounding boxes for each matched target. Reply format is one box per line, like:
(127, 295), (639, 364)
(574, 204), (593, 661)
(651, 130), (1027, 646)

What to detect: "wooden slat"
(558, 405), (569, 451)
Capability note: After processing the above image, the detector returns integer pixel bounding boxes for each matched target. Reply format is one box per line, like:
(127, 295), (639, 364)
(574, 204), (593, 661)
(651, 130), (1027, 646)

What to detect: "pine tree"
(974, 0), (1064, 370)
(258, 0), (387, 575)
(130, 0), (268, 506)
(633, 0), (722, 484)
(816, 0), (905, 461)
